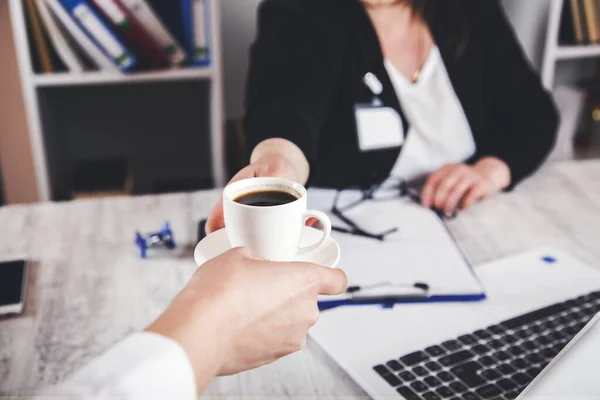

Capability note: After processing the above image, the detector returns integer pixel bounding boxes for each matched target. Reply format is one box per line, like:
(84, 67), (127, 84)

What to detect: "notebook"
(307, 188), (485, 308)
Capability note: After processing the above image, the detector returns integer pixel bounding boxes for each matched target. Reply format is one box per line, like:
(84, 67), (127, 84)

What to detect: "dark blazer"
(244, 0), (559, 189)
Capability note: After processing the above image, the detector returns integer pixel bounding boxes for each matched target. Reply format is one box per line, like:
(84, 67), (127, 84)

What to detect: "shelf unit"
(541, 0), (600, 89)
(555, 44), (600, 59)
(33, 67), (216, 87)
(9, 0), (225, 201)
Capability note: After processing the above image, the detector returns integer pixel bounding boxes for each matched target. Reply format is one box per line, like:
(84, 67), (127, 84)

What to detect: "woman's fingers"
(432, 166), (469, 210)
(205, 166), (257, 235)
(205, 157), (302, 236)
(442, 177), (477, 216)
(230, 164), (260, 183)
(423, 163), (498, 216)
(461, 184), (489, 210)
(205, 198), (225, 234)
(421, 165), (455, 208)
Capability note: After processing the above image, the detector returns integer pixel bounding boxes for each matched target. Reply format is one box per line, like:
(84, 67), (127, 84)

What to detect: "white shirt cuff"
(41, 332), (197, 399)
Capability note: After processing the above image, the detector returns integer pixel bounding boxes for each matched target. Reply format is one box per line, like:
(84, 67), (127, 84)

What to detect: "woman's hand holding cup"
(206, 155), (302, 235)
(222, 177), (331, 262)
(206, 138), (310, 235)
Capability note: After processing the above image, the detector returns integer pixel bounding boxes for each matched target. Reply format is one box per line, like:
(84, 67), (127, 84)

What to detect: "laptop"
(519, 312), (600, 398)
(309, 247), (600, 399)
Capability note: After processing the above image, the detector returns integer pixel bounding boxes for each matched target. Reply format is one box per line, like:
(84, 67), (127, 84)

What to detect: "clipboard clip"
(319, 282), (430, 311)
(348, 281), (430, 299)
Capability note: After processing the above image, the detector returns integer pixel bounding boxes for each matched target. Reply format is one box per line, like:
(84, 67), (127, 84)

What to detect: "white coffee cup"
(223, 177), (332, 262)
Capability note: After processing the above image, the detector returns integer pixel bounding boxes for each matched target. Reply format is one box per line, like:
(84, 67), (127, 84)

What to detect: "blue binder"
(58, 0), (137, 71)
(181, 0), (211, 66)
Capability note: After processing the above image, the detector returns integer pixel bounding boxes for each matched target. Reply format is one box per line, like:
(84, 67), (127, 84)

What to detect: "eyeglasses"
(331, 179), (420, 241)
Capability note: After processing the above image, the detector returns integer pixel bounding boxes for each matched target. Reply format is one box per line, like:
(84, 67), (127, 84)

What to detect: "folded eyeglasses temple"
(331, 205), (399, 240)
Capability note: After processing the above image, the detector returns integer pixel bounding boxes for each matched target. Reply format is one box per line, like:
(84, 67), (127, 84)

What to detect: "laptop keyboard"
(373, 291), (600, 399)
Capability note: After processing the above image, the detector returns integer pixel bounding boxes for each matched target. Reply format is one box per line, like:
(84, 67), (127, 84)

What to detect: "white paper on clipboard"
(307, 189), (485, 300)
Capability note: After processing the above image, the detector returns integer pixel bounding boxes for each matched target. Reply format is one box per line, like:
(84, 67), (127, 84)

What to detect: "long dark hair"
(405, 0), (470, 55)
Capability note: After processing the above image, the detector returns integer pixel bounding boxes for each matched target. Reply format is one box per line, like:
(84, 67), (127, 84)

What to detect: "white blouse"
(384, 46), (476, 183)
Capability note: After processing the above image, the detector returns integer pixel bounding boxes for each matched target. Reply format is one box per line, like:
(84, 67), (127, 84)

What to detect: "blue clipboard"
(318, 291), (487, 311)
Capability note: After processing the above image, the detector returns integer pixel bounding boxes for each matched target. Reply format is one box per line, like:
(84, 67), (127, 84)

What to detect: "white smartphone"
(0, 260), (29, 316)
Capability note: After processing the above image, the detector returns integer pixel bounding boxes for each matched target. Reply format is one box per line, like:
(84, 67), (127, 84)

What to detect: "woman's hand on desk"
(146, 247), (347, 392)
(421, 157), (511, 216)
(206, 138), (310, 234)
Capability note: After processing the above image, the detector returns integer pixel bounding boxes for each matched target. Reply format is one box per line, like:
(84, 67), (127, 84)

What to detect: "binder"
(25, 0), (54, 73)
(562, 0), (586, 44)
(578, 0), (591, 43)
(583, 0), (600, 43)
(90, 0), (168, 69)
(119, 0), (187, 67)
(35, 0), (85, 72)
(145, 0), (187, 60)
(58, 0), (137, 71)
(182, 0), (210, 66)
(570, 0), (586, 44)
(596, 0), (600, 41)
(45, 0), (118, 71)
(311, 189), (486, 310)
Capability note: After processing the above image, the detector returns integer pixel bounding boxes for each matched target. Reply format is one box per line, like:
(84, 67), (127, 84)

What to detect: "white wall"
(501, 0), (550, 69)
(220, 0), (585, 119)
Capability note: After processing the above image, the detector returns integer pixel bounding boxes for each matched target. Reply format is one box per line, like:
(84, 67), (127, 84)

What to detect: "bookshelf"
(8, 0), (225, 201)
(555, 44), (600, 59)
(33, 67), (216, 87)
(541, 0), (600, 89)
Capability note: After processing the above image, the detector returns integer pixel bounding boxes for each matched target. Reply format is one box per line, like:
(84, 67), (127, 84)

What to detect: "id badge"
(355, 104), (405, 152)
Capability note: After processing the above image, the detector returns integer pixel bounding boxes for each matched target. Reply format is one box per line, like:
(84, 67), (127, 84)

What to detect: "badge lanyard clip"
(363, 72), (383, 107)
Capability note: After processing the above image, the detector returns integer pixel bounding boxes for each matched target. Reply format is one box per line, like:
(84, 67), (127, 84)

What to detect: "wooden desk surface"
(1, 161), (599, 397)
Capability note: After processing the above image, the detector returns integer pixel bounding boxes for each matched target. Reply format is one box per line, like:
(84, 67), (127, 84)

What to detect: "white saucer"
(194, 226), (341, 268)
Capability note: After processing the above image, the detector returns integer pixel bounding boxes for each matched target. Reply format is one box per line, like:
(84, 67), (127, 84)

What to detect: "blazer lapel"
(344, 0), (408, 133)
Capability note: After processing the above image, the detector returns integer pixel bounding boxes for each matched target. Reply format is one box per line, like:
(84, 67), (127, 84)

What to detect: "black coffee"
(234, 190), (298, 207)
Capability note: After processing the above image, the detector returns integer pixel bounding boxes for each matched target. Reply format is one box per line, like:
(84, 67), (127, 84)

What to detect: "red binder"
(90, 0), (169, 69)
